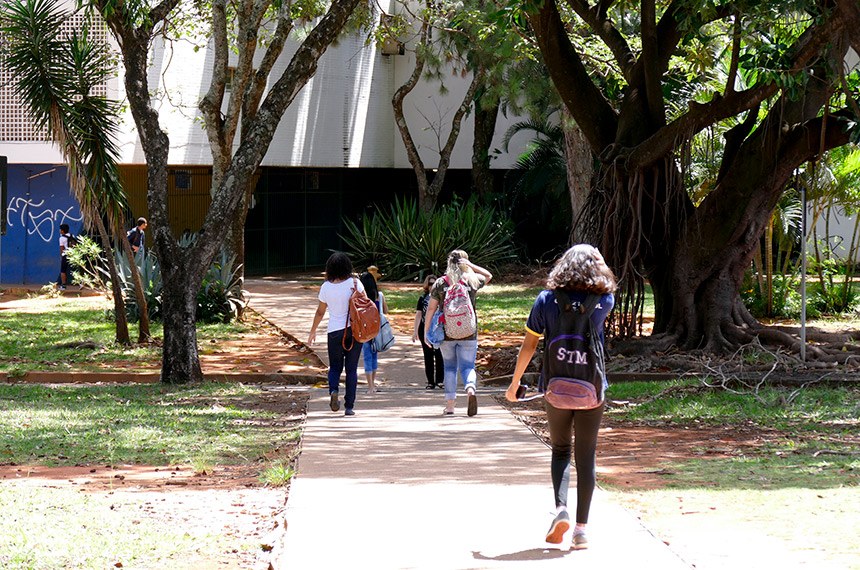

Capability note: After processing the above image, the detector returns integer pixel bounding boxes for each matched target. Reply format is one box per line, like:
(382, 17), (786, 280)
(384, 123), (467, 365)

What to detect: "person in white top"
(58, 223), (72, 290)
(308, 252), (365, 416)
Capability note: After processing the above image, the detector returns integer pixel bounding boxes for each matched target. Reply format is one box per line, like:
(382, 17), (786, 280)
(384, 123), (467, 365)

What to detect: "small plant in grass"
(260, 460), (295, 486)
(191, 457), (214, 476)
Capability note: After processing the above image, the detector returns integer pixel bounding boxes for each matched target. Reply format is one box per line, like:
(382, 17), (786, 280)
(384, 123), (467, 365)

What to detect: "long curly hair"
(547, 244), (617, 294)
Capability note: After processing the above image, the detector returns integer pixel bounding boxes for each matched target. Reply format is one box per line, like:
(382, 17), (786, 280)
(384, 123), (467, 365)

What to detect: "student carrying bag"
(343, 278), (380, 350)
(541, 291), (606, 410)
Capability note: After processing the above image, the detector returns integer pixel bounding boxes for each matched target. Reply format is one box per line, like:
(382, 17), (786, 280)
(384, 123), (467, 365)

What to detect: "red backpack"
(343, 278), (380, 349)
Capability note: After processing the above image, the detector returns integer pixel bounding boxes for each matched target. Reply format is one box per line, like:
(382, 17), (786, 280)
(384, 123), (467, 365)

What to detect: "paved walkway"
(246, 278), (691, 569)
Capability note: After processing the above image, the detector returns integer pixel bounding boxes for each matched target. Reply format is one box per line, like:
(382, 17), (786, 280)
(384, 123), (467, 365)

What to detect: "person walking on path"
(308, 252), (365, 416)
(504, 244), (616, 550)
(359, 266), (388, 394)
(424, 250), (492, 416)
(412, 274), (443, 389)
(127, 217), (147, 256)
(57, 223), (73, 290)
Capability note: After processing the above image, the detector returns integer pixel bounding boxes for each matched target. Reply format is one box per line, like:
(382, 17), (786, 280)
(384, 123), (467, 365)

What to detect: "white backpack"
(442, 276), (477, 339)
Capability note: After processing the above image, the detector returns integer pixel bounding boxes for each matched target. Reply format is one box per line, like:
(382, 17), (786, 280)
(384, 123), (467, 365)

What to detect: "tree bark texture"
(560, 109), (592, 243)
(529, 0), (855, 356)
(471, 97), (499, 197)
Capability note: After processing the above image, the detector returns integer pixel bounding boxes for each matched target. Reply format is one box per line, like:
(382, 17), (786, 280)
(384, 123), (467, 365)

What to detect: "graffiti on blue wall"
(0, 165), (81, 285)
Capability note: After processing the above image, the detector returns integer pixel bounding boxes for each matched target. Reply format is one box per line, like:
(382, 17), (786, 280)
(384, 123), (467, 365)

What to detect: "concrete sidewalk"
(246, 278), (691, 569)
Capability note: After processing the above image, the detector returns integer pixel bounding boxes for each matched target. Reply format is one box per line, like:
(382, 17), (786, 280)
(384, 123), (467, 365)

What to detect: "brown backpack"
(343, 278), (380, 350)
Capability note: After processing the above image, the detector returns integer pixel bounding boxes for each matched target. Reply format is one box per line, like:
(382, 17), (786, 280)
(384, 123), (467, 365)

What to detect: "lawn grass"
(615, 487), (860, 570)
(605, 379), (860, 489)
(0, 296), (253, 376)
(0, 383), (299, 467)
(0, 485), (216, 570)
(385, 283), (544, 333)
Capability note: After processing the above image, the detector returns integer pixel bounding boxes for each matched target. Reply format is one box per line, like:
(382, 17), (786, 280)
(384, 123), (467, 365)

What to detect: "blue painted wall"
(0, 164), (82, 285)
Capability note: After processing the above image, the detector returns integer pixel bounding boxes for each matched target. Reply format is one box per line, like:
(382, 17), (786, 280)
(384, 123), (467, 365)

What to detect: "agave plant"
(197, 251), (249, 323)
(342, 196), (517, 280)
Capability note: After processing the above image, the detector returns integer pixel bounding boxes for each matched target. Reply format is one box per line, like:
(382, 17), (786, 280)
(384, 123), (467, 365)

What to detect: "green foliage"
(499, 112), (573, 258)
(809, 280), (859, 316)
(84, 244), (248, 324)
(260, 459), (296, 486)
(741, 272), (803, 319)
(196, 251), (250, 323)
(109, 249), (162, 322)
(340, 196), (518, 281)
(65, 235), (107, 290)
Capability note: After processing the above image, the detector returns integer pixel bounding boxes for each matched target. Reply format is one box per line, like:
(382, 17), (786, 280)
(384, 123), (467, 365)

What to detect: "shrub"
(196, 251), (249, 323)
(341, 196), (518, 281)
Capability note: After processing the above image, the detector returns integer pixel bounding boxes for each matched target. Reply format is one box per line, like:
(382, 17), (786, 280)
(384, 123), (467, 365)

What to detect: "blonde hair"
(547, 244), (617, 294)
(445, 249), (481, 289)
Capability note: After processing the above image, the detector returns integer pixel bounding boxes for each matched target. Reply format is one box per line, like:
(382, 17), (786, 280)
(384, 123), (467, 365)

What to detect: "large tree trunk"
(471, 97), (498, 197)
(159, 250), (205, 382)
(561, 110), (592, 243)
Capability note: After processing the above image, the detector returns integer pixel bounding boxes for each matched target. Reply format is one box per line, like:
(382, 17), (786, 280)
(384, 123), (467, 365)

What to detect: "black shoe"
(329, 392), (340, 412)
(425, 383), (436, 390)
(435, 382), (444, 389)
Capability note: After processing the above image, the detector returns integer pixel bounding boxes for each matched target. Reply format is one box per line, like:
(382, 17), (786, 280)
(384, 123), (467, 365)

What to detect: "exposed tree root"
(613, 320), (860, 375)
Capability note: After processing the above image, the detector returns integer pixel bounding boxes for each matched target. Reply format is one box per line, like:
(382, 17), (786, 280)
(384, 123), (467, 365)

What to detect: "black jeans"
(545, 401), (604, 524)
(417, 326), (443, 385)
(327, 328), (362, 410)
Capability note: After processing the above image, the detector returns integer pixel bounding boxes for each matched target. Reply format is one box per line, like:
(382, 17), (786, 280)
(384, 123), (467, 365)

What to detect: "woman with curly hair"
(505, 244), (616, 550)
(424, 249), (493, 416)
(308, 252), (365, 416)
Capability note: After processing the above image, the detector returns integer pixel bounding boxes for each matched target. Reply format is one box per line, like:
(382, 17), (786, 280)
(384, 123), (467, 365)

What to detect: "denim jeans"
(439, 339), (478, 400)
(327, 328), (362, 410)
(361, 342), (378, 373)
(545, 401), (603, 523)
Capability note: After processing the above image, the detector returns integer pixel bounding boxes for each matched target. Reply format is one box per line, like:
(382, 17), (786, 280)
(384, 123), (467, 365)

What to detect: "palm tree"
(1, 0), (150, 343)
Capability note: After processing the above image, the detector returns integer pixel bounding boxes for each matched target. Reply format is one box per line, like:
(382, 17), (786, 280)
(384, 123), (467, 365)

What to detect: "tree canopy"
(509, 0), (860, 359)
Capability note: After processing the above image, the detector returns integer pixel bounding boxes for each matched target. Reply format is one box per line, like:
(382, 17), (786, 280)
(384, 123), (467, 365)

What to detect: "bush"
(740, 271), (803, 319)
(71, 235), (247, 323)
(341, 196), (518, 281)
(196, 251), (249, 323)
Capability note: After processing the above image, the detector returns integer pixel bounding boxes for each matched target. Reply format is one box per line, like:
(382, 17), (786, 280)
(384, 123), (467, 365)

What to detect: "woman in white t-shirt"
(308, 252), (366, 416)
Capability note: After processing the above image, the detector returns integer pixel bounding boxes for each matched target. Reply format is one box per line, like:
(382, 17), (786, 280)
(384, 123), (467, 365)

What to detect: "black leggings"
(417, 325), (443, 385)
(545, 401), (604, 524)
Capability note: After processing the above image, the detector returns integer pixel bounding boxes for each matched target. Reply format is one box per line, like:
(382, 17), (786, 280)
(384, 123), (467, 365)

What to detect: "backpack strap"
(341, 278), (360, 352)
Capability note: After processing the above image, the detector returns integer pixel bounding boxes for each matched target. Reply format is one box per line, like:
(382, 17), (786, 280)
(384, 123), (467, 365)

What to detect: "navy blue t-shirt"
(526, 289), (614, 390)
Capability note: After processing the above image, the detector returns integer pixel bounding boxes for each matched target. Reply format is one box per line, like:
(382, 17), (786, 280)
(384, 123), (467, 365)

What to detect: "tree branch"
(836, 0), (860, 55)
(640, 0), (665, 126)
(528, 0), (617, 153)
(562, 0), (635, 81)
(621, 10), (845, 170)
(725, 12), (741, 95)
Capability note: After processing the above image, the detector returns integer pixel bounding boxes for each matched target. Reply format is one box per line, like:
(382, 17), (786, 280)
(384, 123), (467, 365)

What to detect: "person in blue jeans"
(359, 266), (388, 394)
(505, 244), (616, 550)
(308, 252), (365, 416)
(424, 250), (492, 416)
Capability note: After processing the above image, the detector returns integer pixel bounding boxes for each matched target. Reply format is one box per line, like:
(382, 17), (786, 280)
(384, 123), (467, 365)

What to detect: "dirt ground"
(2, 287), (855, 568)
